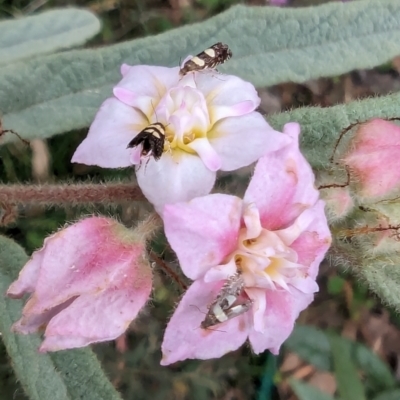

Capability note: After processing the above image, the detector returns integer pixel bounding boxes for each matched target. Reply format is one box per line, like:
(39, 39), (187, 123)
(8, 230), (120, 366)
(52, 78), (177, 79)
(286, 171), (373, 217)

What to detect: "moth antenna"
(150, 100), (159, 123)
(192, 325), (225, 333)
(206, 327), (226, 333)
(190, 304), (206, 315)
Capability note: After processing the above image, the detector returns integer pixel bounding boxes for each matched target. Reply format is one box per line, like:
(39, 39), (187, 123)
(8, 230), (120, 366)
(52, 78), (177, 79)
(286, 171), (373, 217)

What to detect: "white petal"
(136, 151), (216, 214)
(209, 112), (289, 171)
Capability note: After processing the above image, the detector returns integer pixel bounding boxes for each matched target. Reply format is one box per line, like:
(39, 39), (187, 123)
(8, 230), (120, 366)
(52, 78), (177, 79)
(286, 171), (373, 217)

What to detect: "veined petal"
(136, 151), (216, 215)
(71, 98), (147, 168)
(163, 194), (242, 280)
(209, 113), (290, 171)
(244, 123), (319, 230)
(161, 280), (250, 365)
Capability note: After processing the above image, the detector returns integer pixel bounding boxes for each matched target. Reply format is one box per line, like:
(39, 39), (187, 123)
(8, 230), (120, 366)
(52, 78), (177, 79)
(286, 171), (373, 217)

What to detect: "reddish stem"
(149, 251), (188, 291)
(0, 183), (145, 205)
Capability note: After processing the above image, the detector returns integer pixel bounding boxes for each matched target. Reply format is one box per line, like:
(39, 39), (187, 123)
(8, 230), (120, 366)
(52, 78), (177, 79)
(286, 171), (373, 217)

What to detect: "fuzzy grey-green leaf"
(0, 235), (122, 400)
(0, 9), (101, 67)
(269, 91), (400, 169)
(2, 0), (400, 140)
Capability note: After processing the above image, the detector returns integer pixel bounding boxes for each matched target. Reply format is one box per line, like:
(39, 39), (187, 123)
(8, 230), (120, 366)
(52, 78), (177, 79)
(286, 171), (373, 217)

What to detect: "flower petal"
(11, 218), (147, 315)
(40, 283), (151, 352)
(163, 194), (242, 280)
(71, 98), (147, 168)
(209, 112), (290, 171)
(187, 138), (221, 171)
(289, 200), (332, 279)
(7, 251), (44, 298)
(136, 151), (216, 215)
(244, 122), (319, 230)
(194, 73), (260, 123)
(249, 288), (313, 354)
(114, 65), (180, 114)
(161, 280), (250, 365)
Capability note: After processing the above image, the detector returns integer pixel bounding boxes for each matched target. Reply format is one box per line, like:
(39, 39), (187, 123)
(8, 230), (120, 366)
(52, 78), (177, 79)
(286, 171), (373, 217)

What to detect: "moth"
(127, 122), (165, 161)
(179, 42), (232, 76)
(201, 272), (253, 329)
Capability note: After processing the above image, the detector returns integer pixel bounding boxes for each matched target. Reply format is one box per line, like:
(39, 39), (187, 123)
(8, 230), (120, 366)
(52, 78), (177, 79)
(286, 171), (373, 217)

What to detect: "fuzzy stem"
(149, 250), (188, 291)
(0, 183), (145, 205)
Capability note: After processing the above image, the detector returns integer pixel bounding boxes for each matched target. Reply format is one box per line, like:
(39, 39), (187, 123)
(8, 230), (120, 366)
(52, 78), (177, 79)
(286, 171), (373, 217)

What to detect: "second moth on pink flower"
(161, 123), (332, 365)
(72, 62), (288, 213)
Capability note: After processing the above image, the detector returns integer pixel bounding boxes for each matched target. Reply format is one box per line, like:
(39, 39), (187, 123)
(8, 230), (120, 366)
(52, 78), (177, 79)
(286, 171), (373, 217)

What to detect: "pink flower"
(7, 217), (152, 352)
(161, 123), (331, 364)
(343, 119), (400, 198)
(72, 64), (288, 213)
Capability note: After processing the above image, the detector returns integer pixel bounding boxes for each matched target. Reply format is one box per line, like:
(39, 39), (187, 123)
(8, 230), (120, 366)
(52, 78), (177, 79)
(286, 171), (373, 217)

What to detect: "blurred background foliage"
(2, 0), (400, 399)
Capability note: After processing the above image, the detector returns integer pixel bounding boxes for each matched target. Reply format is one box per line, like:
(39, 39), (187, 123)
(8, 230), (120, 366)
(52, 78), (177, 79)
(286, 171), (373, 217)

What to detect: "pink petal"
(244, 122), (319, 230)
(114, 65), (180, 114)
(246, 287), (267, 333)
(322, 186), (355, 220)
(290, 201), (332, 279)
(161, 280), (250, 365)
(7, 251), (44, 298)
(136, 152), (216, 215)
(163, 194), (242, 280)
(120, 63), (131, 76)
(249, 288), (313, 354)
(209, 112), (291, 171)
(130, 145), (143, 165)
(289, 276), (319, 294)
(71, 98), (147, 168)
(203, 258), (238, 282)
(8, 217), (151, 335)
(12, 299), (75, 334)
(344, 119), (400, 197)
(40, 283), (151, 352)
(187, 138), (221, 171)
(194, 73), (260, 123)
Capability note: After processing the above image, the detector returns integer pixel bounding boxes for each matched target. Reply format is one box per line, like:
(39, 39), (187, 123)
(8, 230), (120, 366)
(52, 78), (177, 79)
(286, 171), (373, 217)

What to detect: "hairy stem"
(0, 183), (145, 205)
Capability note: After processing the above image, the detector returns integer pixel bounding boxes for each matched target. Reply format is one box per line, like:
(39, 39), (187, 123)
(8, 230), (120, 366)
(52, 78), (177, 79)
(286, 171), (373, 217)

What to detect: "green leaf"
(285, 325), (332, 371)
(0, 9), (101, 67)
(289, 378), (336, 400)
(0, 235), (122, 400)
(285, 326), (396, 392)
(372, 389), (400, 400)
(3, 0), (400, 140)
(330, 335), (366, 400)
(269, 91), (400, 169)
(355, 257), (400, 313)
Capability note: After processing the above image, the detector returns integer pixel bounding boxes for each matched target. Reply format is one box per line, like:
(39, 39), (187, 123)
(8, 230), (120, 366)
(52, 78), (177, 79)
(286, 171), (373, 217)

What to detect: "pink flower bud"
(344, 119), (400, 198)
(320, 186), (355, 221)
(7, 217), (152, 352)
